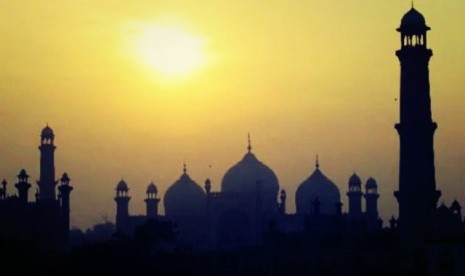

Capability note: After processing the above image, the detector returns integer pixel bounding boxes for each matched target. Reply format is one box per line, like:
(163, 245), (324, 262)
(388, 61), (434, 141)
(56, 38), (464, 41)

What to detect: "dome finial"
(247, 133), (252, 153)
(183, 162), (187, 174)
(411, 1), (414, 9)
(316, 154), (320, 169)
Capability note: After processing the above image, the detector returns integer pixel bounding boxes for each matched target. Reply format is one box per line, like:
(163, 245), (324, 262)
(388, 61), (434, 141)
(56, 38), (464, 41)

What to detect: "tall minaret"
(114, 179), (131, 233)
(394, 8), (441, 244)
(37, 125), (57, 201)
(347, 173), (363, 218)
(145, 182), (160, 219)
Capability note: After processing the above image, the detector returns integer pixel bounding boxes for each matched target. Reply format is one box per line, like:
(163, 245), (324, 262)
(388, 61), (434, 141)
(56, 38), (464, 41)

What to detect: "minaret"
(114, 179), (131, 233)
(347, 173), (363, 218)
(57, 173), (73, 234)
(15, 169), (31, 204)
(145, 182), (160, 219)
(364, 177), (379, 228)
(394, 8), (441, 243)
(37, 125), (57, 201)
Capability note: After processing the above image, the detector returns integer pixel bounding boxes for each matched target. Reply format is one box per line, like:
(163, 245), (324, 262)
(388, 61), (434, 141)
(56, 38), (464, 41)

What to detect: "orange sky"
(1, 1), (464, 230)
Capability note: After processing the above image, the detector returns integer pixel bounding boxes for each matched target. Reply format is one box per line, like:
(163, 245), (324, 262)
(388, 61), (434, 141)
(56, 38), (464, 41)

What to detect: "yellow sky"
(1, 1), (465, 229)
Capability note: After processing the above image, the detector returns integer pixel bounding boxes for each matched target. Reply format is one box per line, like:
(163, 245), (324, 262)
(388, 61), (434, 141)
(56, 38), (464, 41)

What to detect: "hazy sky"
(1, 1), (464, 230)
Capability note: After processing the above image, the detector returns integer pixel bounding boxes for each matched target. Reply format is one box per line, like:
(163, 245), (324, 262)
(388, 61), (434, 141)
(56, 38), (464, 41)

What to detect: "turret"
(37, 125), (57, 201)
(364, 177), (380, 228)
(57, 173), (73, 233)
(145, 182), (160, 219)
(450, 200), (462, 219)
(347, 173), (363, 218)
(114, 179), (131, 234)
(15, 169), (31, 204)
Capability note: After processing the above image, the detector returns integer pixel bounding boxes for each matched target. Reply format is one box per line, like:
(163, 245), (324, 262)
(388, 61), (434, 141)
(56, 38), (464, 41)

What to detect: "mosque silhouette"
(0, 126), (73, 252)
(113, 138), (383, 251)
(1, 6), (465, 275)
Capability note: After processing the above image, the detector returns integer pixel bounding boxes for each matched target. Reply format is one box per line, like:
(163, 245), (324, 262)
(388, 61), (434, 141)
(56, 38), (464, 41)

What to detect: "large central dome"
(221, 138), (279, 213)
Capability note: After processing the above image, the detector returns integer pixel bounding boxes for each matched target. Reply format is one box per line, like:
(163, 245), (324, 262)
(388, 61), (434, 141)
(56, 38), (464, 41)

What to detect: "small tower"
(15, 169), (31, 204)
(450, 200), (462, 219)
(364, 177), (380, 228)
(37, 125), (57, 201)
(57, 173), (73, 234)
(114, 179), (131, 234)
(278, 189), (287, 215)
(145, 182), (160, 219)
(347, 173), (363, 218)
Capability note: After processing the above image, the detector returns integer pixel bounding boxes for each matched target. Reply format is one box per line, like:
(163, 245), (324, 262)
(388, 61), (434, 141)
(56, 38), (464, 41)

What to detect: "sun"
(135, 25), (206, 78)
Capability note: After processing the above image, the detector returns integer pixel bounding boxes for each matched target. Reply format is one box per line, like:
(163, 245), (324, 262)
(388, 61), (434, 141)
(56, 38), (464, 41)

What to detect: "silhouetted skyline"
(1, 2), (464, 233)
(2, 4), (465, 275)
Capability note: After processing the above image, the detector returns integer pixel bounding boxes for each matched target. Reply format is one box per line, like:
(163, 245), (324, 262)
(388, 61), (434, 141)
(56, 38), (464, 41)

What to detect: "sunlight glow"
(135, 25), (206, 78)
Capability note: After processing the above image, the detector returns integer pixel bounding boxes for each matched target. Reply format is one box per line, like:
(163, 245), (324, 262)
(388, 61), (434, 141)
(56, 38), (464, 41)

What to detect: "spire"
(247, 133), (252, 153)
(315, 154), (320, 169)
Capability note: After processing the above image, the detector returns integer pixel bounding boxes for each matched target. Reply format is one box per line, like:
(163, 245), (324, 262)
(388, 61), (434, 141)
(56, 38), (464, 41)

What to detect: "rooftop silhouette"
(1, 6), (465, 276)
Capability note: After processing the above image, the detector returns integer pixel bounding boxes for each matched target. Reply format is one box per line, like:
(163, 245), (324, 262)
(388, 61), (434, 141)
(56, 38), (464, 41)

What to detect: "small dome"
(147, 182), (157, 194)
(295, 164), (341, 215)
(116, 179), (129, 191)
(349, 173), (362, 187)
(164, 168), (206, 217)
(221, 151), (279, 214)
(366, 177), (377, 188)
(451, 200), (461, 210)
(61, 173), (70, 182)
(41, 125), (54, 138)
(437, 203), (449, 214)
(398, 8), (430, 34)
(18, 169), (29, 179)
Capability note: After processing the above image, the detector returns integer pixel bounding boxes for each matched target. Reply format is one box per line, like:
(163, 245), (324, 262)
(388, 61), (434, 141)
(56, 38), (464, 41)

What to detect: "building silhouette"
(394, 5), (441, 247)
(0, 125), (73, 251)
(3, 6), (464, 276)
(114, 137), (383, 250)
(108, 7), (465, 275)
